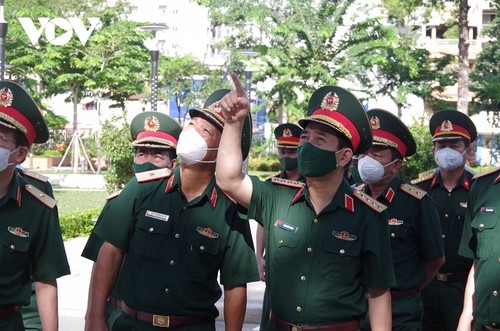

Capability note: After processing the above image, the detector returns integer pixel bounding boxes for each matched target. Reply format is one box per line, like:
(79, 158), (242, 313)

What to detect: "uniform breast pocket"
(324, 238), (362, 284)
(184, 234), (221, 281)
(471, 211), (498, 258)
(0, 233), (30, 275)
(272, 227), (300, 273)
(454, 205), (467, 237)
(130, 216), (171, 260)
(389, 224), (408, 240)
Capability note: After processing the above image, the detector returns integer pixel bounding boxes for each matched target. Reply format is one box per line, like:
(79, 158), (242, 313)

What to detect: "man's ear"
(15, 146), (29, 165)
(339, 148), (353, 168)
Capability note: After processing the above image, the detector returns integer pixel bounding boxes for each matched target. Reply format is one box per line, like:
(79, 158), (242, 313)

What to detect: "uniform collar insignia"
(210, 187), (218, 208)
(332, 230), (357, 241)
(291, 185), (305, 204)
(8, 226), (29, 237)
(385, 187), (395, 203)
(344, 194), (354, 212)
(165, 174), (176, 192)
(196, 226), (219, 238)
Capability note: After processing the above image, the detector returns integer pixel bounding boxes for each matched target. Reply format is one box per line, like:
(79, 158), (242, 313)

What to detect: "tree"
(470, 0), (500, 112)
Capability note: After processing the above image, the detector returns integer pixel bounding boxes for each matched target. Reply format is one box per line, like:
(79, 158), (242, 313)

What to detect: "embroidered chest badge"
(8, 226), (29, 238)
(333, 230), (357, 241)
(275, 219), (298, 233)
(197, 227), (219, 239)
(480, 207), (496, 214)
(388, 218), (404, 226)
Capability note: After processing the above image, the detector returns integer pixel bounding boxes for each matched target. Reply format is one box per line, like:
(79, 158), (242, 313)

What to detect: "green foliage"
(399, 118), (435, 181)
(248, 157), (281, 172)
(59, 208), (100, 240)
(100, 115), (134, 193)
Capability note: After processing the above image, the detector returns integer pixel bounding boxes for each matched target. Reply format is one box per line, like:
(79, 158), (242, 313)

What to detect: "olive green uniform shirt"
(363, 177), (445, 290)
(459, 168), (500, 326)
(94, 166), (259, 318)
(0, 173), (70, 307)
(416, 169), (473, 274)
(249, 176), (396, 324)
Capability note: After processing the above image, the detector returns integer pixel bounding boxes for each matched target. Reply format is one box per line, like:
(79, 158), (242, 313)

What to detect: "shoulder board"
(19, 169), (49, 183)
(472, 167), (500, 180)
(411, 169), (436, 185)
(400, 183), (427, 200)
(352, 190), (387, 213)
(135, 168), (172, 183)
(264, 171), (283, 182)
(106, 190), (122, 201)
(270, 177), (305, 188)
(354, 183), (366, 191)
(25, 184), (57, 209)
(465, 166), (478, 176)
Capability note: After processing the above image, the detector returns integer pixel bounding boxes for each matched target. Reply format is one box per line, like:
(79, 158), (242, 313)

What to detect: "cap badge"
(370, 116), (380, 130)
(207, 101), (223, 114)
(144, 116), (160, 132)
(321, 92), (340, 111)
(283, 128), (292, 138)
(440, 120), (453, 132)
(0, 88), (13, 107)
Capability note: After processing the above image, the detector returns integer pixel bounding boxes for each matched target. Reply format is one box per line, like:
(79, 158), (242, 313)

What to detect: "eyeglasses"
(0, 133), (16, 147)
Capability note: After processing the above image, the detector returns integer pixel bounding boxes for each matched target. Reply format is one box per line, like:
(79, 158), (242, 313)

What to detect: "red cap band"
(136, 131), (178, 147)
(433, 123), (470, 141)
(310, 108), (361, 152)
(373, 129), (407, 157)
(0, 106), (36, 145)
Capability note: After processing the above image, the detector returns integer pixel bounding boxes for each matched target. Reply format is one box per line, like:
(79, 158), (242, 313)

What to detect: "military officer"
(85, 90), (259, 331)
(81, 111), (182, 329)
(0, 80), (70, 331)
(357, 108), (445, 331)
(413, 110), (477, 331)
(457, 166), (500, 331)
(257, 123), (304, 329)
(217, 73), (396, 330)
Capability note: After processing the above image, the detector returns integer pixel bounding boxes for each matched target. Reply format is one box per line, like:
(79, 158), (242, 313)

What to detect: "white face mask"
(358, 155), (397, 184)
(0, 146), (18, 172)
(176, 128), (218, 165)
(435, 147), (466, 171)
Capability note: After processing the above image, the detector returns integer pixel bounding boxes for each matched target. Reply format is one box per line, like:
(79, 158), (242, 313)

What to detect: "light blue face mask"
(0, 146), (18, 172)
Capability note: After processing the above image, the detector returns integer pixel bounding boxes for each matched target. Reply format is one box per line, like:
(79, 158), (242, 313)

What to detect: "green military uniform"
(459, 167), (500, 329)
(93, 166), (259, 330)
(0, 81), (70, 331)
(360, 108), (444, 331)
(255, 87), (395, 331)
(413, 110), (478, 331)
(16, 168), (54, 331)
(81, 111), (182, 329)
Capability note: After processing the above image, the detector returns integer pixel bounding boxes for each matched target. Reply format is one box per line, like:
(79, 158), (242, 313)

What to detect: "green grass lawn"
(53, 189), (108, 216)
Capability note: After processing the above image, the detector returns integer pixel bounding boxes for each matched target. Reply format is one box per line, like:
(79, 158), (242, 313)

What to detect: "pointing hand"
(219, 72), (250, 124)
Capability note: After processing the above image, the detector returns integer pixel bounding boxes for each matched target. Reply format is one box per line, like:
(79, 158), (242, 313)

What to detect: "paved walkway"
(58, 236), (265, 331)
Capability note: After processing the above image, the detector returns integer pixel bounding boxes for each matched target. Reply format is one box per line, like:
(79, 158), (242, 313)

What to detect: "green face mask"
(297, 142), (340, 177)
(133, 162), (160, 174)
(279, 157), (298, 171)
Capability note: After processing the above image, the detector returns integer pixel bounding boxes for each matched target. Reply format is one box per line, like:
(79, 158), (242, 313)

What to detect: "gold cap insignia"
(0, 88), (13, 107)
(321, 92), (340, 111)
(283, 128), (292, 138)
(440, 120), (453, 132)
(207, 101), (223, 114)
(144, 116), (160, 132)
(370, 116), (380, 130)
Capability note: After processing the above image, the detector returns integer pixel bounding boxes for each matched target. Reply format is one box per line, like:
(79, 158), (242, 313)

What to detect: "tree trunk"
(457, 0), (470, 115)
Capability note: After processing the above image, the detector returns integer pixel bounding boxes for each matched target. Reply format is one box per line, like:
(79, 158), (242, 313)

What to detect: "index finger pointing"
(230, 72), (246, 97)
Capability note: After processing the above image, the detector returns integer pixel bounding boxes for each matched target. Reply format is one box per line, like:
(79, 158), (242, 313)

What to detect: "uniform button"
(493, 291), (498, 296)
(493, 323), (497, 327)
(165, 288), (170, 294)
(313, 219), (319, 224)
(149, 227), (154, 232)
(448, 193), (451, 197)
(339, 249), (345, 254)
(169, 260), (175, 266)
(442, 234), (446, 239)
(307, 247), (312, 253)
(182, 206), (187, 210)
(479, 224), (484, 229)
(390, 233), (395, 238)
(10, 245), (15, 250)
(174, 233), (180, 239)
(296, 306), (302, 312)
(278, 240), (284, 245)
(200, 246), (205, 251)
(300, 276), (306, 281)
(444, 214), (449, 218)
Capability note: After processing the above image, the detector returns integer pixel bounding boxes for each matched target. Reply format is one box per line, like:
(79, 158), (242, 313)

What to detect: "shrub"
(59, 208), (100, 240)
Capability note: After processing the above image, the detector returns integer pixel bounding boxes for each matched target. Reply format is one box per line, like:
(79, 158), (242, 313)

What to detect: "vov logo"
(18, 17), (101, 46)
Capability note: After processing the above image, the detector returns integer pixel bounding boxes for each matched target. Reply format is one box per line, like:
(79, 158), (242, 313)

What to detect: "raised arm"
(216, 73), (254, 208)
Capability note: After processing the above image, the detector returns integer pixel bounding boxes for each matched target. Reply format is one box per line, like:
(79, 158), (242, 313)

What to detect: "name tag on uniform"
(480, 207), (496, 214)
(145, 210), (169, 222)
(275, 220), (298, 233)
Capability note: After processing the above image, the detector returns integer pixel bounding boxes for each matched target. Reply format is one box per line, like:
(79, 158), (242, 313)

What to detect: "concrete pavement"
(58, 236), (265, 331)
